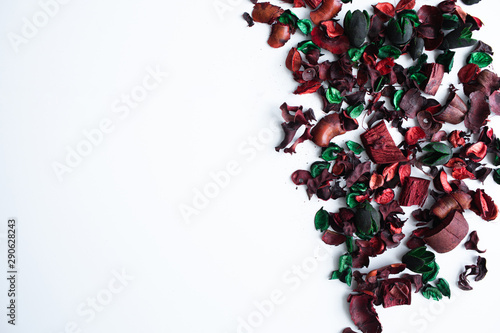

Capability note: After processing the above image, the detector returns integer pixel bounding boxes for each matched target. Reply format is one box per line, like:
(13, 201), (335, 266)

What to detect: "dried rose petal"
(268, 22), (291, 48)
(435, 89), (467, 124)
(252, 2), (284, 24)
(448, 130), (466, 148)
(380, 278), (412, 308)
(322, 230), (347, 246)
(286, 47), (302, 72)
(422, 63), (445, 96)
(310, 0), (343, 25)
(464, 230), (486, 253)
(374, 188), (395, 205)
(310, 113), (346, 147)
(404, 126), (426, 145)
(469, 189), (498, 221)
(463, 142), (487, 162)
(348, 293), (382, 333)
(311, 26), (350, 55)
(369, 173), (385, 190)
(434, 169), (453, 193)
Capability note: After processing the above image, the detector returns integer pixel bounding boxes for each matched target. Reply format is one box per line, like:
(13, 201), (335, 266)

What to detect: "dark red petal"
(310, 0), (343, 25)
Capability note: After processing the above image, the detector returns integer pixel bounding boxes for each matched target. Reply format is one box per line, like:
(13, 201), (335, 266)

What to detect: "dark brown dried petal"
(252, 2), (284, 24)
(311, 113), (346, 147)
(348, 294), (382, 333)
(267, 23), (291, 48)
(464, 230), (486, 253)
(310, 0), (343, 25)
(285, 47), (302, 72)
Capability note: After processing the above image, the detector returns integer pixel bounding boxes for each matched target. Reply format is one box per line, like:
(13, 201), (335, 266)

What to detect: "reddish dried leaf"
(381, 278), (412, 308)
(458, 63), (480, 84)
(469, 189), (498, 221)
(311, 26), (350, 55)
(373, 3), (395, 20)
(375, 188), (395, 205)
(422, 63), (445, 96)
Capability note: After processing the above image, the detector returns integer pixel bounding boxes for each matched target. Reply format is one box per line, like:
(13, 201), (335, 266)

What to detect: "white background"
(0, 0), (500, 332)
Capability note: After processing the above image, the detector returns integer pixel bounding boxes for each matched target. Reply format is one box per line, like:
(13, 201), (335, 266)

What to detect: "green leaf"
(278, 10), (298, 27)
(436, 50), (455, 73)
(354, 202), (380, 240)
(310, 161), (330, 178)
(411, 73), (427, 85)
(314, 207), (330, 232)
(422, 261), (440, 283)
(346, 103), (364, 118)
(346, 140), (365, 154)
(331, 254), (353, 286)
(493, 169), (500, 184)
(402, 246), (437, 273)
(350, 182), (368, 193)
(321, 143), (343, 161)
(442, 14), (459, 30)
(326, 87), (343, 104)
(378, 45), (402, 59)
(468, 52), (493, 68)
(393, 90), (404, 111)
(297, 19), (313, 35)
(421, 142), (453, 166)
(346, 192), (362, 208)
(399, 10), (420, 27)
(297, 40), (320, 54)
(421, 284), (443, 301)
(346, 236), (355, 253)
(436, 278), (451, 298)
(348, 45), (367, 62)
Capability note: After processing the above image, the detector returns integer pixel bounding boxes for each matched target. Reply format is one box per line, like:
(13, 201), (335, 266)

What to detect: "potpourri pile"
(244, 0), (499, 332)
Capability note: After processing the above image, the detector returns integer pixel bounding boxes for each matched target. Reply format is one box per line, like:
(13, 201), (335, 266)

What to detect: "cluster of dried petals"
(246, 0), (500, 331)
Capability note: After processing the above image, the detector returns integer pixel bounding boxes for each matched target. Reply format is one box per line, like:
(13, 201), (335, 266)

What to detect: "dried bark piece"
(435, 89), (467, 124)
(430, 191), (472, 220)
(360, 121), (407, 164)
(424, 210), (469, 253)
(399, 177), (430, 207)
(422, 63), (445, 96)
(311, 113), (346, 147)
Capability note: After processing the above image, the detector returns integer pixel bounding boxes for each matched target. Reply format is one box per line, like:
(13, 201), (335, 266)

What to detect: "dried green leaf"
(346, 140), (364, 154)
(346, 103), (364, 118)
(421, 284), (443, 301)
(321, 143), (343, 161)
(326, 87), (343, 104)
(297, 19), (313, 35)
(310, 161), (330, 178)
(314, 207), (330, 232)
(436, 278), (451, 298)
(378, 45), (402, 59)
(468, 52), (493, 68)
(436, 50), (455, 73)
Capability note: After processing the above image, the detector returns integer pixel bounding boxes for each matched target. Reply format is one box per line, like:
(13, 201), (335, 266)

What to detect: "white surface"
(0, 0), (499, 332)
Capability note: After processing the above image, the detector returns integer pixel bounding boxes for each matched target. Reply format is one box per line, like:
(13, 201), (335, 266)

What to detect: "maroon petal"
(348, 294), (382, 333)
(464, 230), (486, 253)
